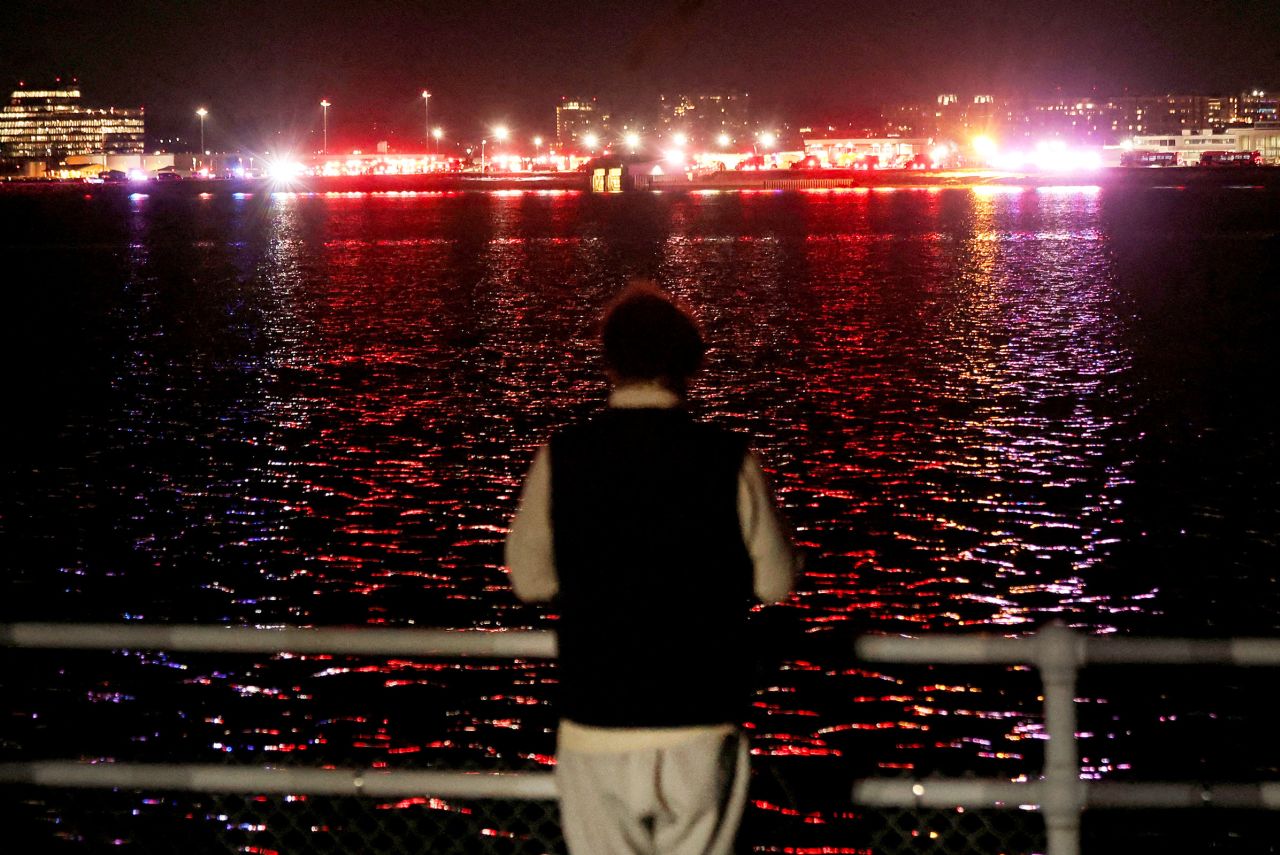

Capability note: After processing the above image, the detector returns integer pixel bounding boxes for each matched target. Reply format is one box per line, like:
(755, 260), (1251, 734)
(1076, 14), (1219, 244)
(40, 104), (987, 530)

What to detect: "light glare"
(267, 158), (306, 182)
(991, 141), (1103, 172)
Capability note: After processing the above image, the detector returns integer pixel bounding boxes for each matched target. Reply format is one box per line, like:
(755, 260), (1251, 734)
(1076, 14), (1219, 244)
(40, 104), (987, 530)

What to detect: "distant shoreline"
(3, 166), (1278, 195)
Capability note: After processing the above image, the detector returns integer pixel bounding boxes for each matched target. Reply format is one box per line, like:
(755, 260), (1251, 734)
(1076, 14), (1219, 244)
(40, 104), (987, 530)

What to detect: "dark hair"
(601, 281), (705, 386)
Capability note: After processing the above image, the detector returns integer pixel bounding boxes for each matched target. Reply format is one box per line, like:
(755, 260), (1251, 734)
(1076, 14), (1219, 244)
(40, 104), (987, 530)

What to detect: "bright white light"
(195, 108), (207, 118)
(992, 150), (1028, 171)
(583, 133), (599, 149)
(994, 141), (1103, 172)
(672, 132), (687, 147)
(493, 126), (509, 141)
(533, 136), (542, 146)
(663, 148), (685, 166)
(267, 158), (306, 182)
(759, 131), (777, 148)
(128, 168), (148, 182)
(972, 135), (997, 158)
(1075, 150), (1103, 170)
(624, 132), (640, 149)
(433, 127), (443, 140)
(1033, 140), (1068, 170)
(930, 145), (950, 164)
(717, 133), (731, 147)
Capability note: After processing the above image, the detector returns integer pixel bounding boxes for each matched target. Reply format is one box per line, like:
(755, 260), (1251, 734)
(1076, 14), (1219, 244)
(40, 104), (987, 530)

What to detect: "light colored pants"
(556, 729), (750, 855)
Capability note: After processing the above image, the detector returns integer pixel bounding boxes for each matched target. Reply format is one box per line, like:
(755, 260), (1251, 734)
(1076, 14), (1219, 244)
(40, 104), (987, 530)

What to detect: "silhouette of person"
(507, 280), (796, 855)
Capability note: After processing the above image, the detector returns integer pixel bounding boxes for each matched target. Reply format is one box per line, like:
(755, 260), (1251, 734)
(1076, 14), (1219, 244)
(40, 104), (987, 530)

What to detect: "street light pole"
(481, 138), (486, 172)
(421, 90), (431, 151)
(196, 108), (208, 157)
(320, 100), (331, 154)
(492, 126), (509, 172)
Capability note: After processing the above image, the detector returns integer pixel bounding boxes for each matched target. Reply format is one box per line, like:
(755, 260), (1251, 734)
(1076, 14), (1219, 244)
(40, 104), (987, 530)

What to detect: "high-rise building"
(1230, 90), (1279, 125)
(556, 97), (606, 146)
(878, 89), (1280, 145)
(657, 91), (751, 146)
(0, 83), (145, 160)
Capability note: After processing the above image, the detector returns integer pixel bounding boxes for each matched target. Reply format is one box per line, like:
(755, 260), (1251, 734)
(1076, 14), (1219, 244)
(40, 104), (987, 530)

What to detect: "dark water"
(3, 184), (1279, 849)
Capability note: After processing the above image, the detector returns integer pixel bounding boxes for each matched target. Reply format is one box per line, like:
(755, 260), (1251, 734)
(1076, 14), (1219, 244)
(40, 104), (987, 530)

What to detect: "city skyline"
(3, 0), (1278, 148)
(5, 78), (1277, 165)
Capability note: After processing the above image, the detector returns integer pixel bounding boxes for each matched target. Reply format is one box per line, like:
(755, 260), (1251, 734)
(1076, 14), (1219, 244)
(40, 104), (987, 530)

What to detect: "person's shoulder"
(687, 417), (750, 456)
(549, 411), (611, 446)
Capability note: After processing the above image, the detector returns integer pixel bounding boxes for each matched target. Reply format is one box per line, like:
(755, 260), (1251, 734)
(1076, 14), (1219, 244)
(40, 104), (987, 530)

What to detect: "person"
(505, 281), (797, 855)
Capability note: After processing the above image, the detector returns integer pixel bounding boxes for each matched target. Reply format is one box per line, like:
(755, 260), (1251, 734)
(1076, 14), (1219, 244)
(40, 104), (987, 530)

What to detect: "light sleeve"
(737, 451), (798, 604)
(505, 444), (559, 603)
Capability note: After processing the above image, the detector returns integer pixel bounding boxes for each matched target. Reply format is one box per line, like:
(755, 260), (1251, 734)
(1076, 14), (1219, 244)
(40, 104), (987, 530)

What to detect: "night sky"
(3, 0), (1278, 148)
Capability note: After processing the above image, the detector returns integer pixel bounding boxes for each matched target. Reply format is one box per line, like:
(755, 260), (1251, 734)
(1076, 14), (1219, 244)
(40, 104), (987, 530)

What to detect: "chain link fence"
(9, 629), (1280, 853)
(4, 786), (561, 854)
(5, 775), (1050, 855)
(14, 774), (1280, 854)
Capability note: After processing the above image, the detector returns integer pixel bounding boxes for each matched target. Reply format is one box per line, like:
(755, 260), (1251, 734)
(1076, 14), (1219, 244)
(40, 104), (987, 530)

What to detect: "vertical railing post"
(1037, 622), (1084, 855)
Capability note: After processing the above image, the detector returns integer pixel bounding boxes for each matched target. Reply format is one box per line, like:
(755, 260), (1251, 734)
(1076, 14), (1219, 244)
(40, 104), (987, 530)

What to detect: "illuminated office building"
(556, 97), (606, 146)
(658, 91), (751, 146)
(880, 89), (1280, 145)
(0, 84), (145, 160)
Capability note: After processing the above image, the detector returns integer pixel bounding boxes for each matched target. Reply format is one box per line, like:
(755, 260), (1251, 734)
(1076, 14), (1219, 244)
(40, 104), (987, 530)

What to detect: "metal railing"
(6, 621), (1280, 854)
(854, 622), (1280, 855)
(0, 623), (558, 800)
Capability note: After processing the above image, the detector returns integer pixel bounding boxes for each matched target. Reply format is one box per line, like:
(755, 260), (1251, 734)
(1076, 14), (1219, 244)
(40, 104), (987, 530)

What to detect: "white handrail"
(856, 632), (1280, 666)
(854, 778), (1039, 808)
(9, 621), (1280, 852)
(854, 779), (1280, 810)
(0, 623), (561, 803)
(0, 623), (557, 658)
(1087, 781), (1280, 810)
(0, 761), (557, 799)
(855, 624), (1280, 855)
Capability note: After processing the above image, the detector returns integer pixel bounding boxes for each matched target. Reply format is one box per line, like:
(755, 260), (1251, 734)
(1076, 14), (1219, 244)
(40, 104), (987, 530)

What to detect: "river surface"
(3, 183), (1279, 852)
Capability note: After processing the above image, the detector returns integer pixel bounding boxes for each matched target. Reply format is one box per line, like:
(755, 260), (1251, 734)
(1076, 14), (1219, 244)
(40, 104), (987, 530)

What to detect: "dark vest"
(550, 407), (754, 727)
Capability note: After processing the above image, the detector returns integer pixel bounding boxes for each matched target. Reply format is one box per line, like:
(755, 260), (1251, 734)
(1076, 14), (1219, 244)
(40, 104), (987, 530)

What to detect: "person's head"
(600, 281), (705, 393)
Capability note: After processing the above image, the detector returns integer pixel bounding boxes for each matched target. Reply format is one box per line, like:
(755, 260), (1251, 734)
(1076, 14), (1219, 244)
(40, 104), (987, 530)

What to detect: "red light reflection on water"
(20, 183), (1261, 842)
(22, 185), (1198, 846)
